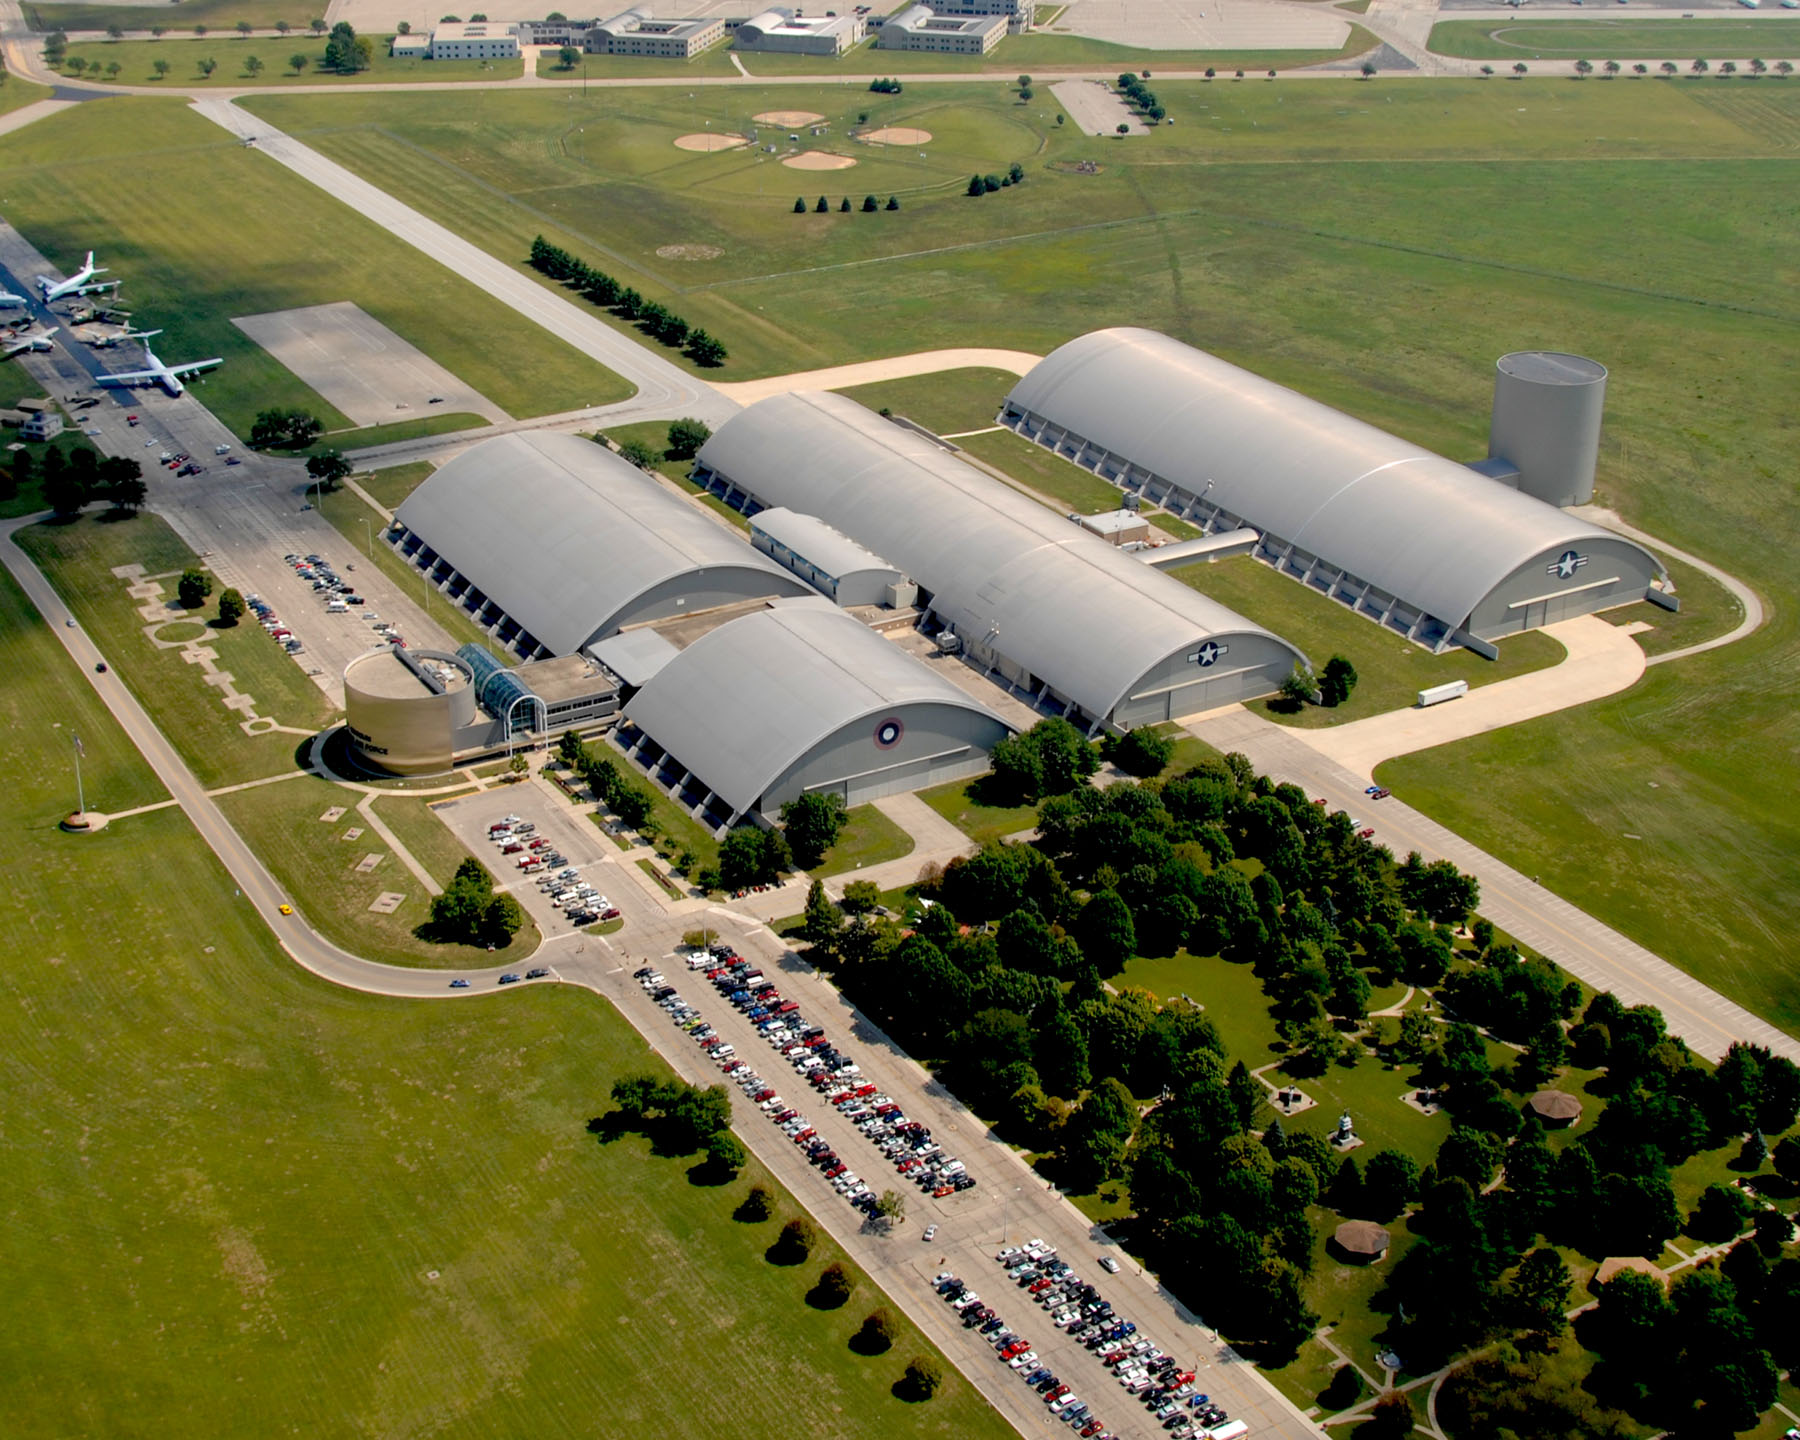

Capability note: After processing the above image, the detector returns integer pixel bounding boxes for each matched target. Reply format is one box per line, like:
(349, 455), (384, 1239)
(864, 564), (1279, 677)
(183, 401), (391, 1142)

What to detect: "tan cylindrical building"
(343, 648), (476, 776)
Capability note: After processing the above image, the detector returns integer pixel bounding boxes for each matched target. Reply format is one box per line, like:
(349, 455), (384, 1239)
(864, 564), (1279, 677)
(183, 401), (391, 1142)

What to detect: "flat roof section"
(347, 647), (465, 700)
(512, 652), (615, 705)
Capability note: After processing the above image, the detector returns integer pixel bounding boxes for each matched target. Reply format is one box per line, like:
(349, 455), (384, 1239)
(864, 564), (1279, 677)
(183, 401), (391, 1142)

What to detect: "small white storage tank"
(1487, 351), (1608, 508)
(1418, 679), (1469, 708)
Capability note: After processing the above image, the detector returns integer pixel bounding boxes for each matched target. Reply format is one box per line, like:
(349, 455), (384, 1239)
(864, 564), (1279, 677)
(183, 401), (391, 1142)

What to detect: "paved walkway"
(1190, 706), (1800, 1064)
(1572, 504), (1767, 665)
(1302, 614), (1644, 780)
(707, 348), (1043, 406)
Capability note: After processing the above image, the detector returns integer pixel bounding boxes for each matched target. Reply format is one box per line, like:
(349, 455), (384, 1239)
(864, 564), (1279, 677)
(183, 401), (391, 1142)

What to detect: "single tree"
(739, 1183), (773, 1220)
(1661, 61), (1679, 76)
(776, 1215), (815, 1261)
(216, 588), (245, 627)
(311, 17), (328, 33)
(1633, 62), (1648, 75)
(1720, 60), (1738, 76)
(703, 1130), (746, 1174)
(277, 19), (292, 34)
(64, 57), (86, 76)
(106, 23), (123, 38)
(1017, 73), (1031, 88)
(1318, 654), (1358, 707)
(800, 878), (841, 946)
(876, 1188), (906, 1225)
(1776, 61), (1794, 78)
(1512, 62), (1528, 77)
(665, 417), (711, 459)
(839, 196), (851, 212)
(237, 19), (254, 36)
(305, 450), (352, 491)
(793, 195), (807, 213)
(197, 56), (218, 76)
(885, 194), (899, 210)
(902, 1356), (943, 1399)
(105, 59), (121, 79)
(1360, 60), (1376, 79)
(153, 57), (171, 78)
(816, 194), (830, 212)
(1749, 58), (1766, 76)
(683, 330), (726, 366)
(177, 567), (215, 610)
(151, 25), (167, 38)
(43, 464), (89, 517)
(289, 53), (309, 73)
(1278, 664), (1315, 707)
(967, 173), (985, 196)
(1604, 59), (1621, 77)
(1574, 58), (1593, 78)
(1691, 58), (1709, 75)
(1019, 85), (1033, 101)
(813, 1261), (853, 1306)
(861, 193), (878, 212)
(1116, 122), (1130, 135)
(508, 753), (528, 776)
(1480, 63), (1494, 77)
(245, 54), (263, 75)
(557, 43), (579, 69)
(1364, 1391), (1415, 1438)
(854, 1307), (894, 1352)
(781, 790), (847, 869)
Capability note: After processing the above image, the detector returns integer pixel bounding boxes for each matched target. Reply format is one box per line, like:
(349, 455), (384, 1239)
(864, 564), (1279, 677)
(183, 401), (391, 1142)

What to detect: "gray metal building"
(620, 598), (1010, 823)
(1001, 328), (1670, 654)
(693, 391), (1307, 729)
(390, 433), (811, 658)
(749, 507), (914, 608)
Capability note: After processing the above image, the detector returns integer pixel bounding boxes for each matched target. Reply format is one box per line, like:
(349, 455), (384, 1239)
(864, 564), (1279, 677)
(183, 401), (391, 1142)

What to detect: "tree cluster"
(529, 236), (726, 366)
(986, 717), (1100, 804)
(427, 856), (524, 945)
(321, 21), (372, 72)
(37, 447), (145, 516)
(718, 825), (792, 892)
(251, 408), (323, 449)
(607, 1073), (736, 1165)
(868, 77), (903, 93)
(966, 162), (1027, 196)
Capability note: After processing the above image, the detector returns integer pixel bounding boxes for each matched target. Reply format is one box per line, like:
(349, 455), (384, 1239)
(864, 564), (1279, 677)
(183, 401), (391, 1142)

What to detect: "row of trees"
(793, 195), (901, 214)
(560, 730), (655, 833)
(1116, 72), (1166, 124)
(867, 77), (903, 93)
(16, 446), (146, 516)
(529, 236), (726, 367)
(427, 857), (524, 945)
(965, 163), (1026, 196)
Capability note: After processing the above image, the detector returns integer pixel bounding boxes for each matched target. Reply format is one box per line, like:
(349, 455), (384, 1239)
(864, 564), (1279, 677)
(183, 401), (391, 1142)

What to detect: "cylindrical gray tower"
(1487, 351), (1607, 508)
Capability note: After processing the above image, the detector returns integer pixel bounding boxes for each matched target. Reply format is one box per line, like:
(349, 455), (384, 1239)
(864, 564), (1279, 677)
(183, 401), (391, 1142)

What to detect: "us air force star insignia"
(1190, 642), (1226, 668)
(1548, 550), (1588, 580)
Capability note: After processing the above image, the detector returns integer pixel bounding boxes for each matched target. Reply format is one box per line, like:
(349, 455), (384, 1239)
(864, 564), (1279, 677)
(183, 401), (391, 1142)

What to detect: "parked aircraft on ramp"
(94, 332), (222, 396)
(38, 252), (108, 303)
(3, 326), (59, 359)
(0, 288), (29, 309)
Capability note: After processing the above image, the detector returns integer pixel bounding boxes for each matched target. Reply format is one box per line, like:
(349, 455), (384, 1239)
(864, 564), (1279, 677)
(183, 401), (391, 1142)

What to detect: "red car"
(934, 1184), (955, 1198)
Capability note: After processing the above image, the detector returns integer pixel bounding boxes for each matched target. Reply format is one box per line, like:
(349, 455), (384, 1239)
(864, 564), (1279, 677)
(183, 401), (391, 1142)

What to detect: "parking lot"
(434, 784), (629, 941)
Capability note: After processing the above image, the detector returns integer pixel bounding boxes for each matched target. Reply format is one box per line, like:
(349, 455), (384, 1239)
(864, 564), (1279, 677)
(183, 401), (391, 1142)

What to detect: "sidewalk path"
(1302, 614), (1642, 780)
(708, 348), (1043, 406)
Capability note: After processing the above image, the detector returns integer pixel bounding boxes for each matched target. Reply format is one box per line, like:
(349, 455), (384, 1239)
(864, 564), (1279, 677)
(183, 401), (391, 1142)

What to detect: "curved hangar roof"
(393, 432), (807, 656)
(695, 391), (1304, 721)
(627, 599), (1008, 816)
(1004, 328), (1662, 629)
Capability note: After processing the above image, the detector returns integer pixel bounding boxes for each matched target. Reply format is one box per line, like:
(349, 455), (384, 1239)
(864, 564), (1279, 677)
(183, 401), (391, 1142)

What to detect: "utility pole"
(70, 730), (86, 816)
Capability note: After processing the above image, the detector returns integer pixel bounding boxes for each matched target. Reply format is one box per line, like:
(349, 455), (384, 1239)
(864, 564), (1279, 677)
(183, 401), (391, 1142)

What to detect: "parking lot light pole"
(1000, 1183), (1020, 1246)
(357, 515), (373, 560)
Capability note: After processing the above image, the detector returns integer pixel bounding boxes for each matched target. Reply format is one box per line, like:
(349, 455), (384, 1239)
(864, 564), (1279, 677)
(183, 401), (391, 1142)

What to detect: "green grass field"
(28, 0), (313, 29)
(0, 557), (1010, 1436)
(535, 45), (739, 79)
(812, 802), (915, 878)
(600, 419), (751, 530)
(1428, 17), (1800, 61)
(0, 65), (51, 115)
(1172, 556), (1569, 726)
(352, 458), (434, 512)
(217, 770), (545, 967)
(60, 37), (524, 84)
(833, 367), (1020, 435)
(918, 776), (1039, 845)
(16, 511), (337, 789)
(0, 99), (626, 441)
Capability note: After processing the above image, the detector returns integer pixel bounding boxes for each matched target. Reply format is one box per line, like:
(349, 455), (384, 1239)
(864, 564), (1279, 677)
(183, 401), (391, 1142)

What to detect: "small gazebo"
(1528, 1090), (1584, 1129)
(1331, 1220), (1393, 1264)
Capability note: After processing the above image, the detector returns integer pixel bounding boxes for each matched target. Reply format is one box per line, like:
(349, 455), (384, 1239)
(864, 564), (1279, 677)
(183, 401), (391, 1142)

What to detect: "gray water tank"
(1487, 351), (1607, 507)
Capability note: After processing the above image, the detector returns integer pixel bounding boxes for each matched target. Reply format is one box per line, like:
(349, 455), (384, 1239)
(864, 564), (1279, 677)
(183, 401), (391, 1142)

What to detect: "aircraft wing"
(95, 369), (155, 386)
(169, 358), (223, 377)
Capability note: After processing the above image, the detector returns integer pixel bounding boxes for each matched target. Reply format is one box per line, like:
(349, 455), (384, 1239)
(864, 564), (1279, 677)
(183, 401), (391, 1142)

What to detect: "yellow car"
(278, 904), (293, 916)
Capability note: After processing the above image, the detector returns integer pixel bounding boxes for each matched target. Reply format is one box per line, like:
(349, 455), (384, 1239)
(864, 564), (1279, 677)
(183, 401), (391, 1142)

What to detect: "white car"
(1099, 1255), (1121, 1274)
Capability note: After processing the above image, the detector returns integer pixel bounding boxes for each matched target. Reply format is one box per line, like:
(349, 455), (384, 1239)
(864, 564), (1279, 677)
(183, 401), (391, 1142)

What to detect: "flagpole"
(71, 732), (86, 816)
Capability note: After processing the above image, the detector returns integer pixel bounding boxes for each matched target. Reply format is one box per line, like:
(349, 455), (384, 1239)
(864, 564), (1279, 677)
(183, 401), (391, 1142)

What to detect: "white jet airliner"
(3, 326), (59, 359)
(95, 331), (222, 397)
(37, 251), (107, 303)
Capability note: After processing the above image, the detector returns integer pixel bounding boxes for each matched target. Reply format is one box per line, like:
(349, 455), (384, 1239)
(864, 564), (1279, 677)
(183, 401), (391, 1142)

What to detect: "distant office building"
(390, 31), (431, 56)
(588, 6), (725, 54)
(429, 21), (522, 58)
(877, 5), (1006, 52)
(929, 0), (1033, 33)
(734, 6), (867, 56)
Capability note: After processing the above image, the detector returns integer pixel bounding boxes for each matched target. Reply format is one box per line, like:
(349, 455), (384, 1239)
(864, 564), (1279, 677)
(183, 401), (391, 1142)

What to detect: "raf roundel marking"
(874, 717), (905, 750)
(1548, 550), (1588, 581)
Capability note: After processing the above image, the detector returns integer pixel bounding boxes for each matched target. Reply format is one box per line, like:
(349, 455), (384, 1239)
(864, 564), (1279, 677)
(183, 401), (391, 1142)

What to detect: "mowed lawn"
(59, 37), (524, 86)
(232, 80), (1798, 1032)
(1428, 17), (1800, 59)
(834, 367), (1023, 436)
(28, 0), (310, 28)
(1172, 556), (1568, 726)
(17, 511), (337, 789)
(0, 562), (1011, 1440)
(0, 99), (626, 441)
